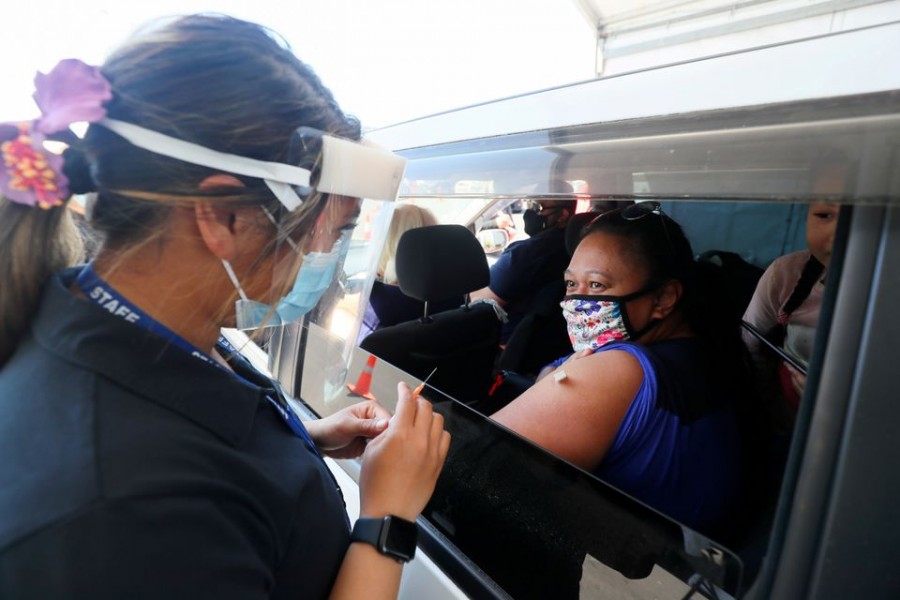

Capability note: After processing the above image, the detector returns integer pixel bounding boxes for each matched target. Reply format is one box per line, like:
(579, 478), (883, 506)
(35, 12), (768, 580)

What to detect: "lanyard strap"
(216, 336), (321, 455)
(75, 263), (320, 454)
(76, 263), (224, 370)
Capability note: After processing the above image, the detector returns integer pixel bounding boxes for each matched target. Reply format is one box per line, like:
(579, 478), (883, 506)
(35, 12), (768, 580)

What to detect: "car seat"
(696, 250), (765, 318)
(360, 225), (504, 404)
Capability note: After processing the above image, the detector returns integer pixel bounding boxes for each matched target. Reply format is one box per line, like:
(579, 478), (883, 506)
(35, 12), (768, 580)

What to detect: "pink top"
(742, 250), (824, 369)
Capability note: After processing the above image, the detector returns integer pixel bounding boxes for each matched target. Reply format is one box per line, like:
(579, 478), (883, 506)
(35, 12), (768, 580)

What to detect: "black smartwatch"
(350, 515), (418, 563)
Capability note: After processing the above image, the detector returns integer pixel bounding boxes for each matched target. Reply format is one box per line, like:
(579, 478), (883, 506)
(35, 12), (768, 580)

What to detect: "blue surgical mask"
(276, 235), (348, 322)
(222, 232), (350, 330)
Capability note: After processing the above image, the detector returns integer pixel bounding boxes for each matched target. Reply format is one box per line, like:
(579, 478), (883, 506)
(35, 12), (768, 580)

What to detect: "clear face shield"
(97, 119), (403, 334)
(223, 195), (363, 331)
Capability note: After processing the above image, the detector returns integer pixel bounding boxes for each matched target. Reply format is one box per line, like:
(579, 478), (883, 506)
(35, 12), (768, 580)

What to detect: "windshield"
(402, 195), (496, 229)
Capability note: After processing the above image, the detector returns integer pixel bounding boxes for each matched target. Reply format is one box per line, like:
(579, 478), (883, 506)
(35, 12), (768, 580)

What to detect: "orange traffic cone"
(347, 354), (377, 401)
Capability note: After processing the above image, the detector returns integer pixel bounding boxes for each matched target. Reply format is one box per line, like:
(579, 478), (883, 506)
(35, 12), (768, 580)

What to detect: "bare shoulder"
(558, 348), (644, 391)
(491, 347), (645, 470)
(497, 348), (643, 415)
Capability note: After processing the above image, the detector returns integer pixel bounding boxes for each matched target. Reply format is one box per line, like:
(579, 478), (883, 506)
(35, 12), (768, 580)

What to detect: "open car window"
(237, 84), (898, 599)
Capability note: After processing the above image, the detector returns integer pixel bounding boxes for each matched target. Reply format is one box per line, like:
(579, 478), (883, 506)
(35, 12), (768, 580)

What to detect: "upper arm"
(484, 247), (525, 303)
(491, 350), (644, 471)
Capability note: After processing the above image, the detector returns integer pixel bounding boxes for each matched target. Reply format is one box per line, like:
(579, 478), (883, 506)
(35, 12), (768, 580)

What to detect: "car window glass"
(253, 91), (899, 599)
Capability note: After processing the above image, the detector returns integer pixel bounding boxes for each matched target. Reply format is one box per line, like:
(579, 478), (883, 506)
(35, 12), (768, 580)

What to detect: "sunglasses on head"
(622, 200), (662, 221)
(588, 201), (675, 256)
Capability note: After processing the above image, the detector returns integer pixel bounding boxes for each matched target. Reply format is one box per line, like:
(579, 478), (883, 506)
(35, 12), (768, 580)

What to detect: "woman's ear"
(195, 176), (261, 261)
(650, 279), (683, 319)
(195, 202), (239, 260)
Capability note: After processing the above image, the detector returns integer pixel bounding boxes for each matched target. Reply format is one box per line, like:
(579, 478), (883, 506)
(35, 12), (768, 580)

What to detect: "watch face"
(383, 516), (418, 561)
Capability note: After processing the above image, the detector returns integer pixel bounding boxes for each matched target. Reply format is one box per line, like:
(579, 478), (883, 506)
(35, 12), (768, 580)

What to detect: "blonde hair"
(0, 200), (83, 366)
(378, 204), (439, 284)
(0, 15), (360, 366)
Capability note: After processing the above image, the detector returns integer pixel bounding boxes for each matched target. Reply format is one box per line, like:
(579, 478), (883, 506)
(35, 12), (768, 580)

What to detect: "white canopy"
(570, 0), (899, 76)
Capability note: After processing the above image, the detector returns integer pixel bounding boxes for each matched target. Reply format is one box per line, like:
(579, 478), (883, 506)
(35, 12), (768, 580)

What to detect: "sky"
(2, 0), (597, 129)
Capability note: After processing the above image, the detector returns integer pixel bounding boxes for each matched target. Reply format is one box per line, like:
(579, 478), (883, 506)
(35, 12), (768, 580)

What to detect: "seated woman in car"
(492, 203), (752, 533)
(359, 204), (463, 341)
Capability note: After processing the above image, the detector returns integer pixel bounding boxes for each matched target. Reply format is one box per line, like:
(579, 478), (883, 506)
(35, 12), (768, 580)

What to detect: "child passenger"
(742, 159), (847, 423)
(491, 203), (752, 533)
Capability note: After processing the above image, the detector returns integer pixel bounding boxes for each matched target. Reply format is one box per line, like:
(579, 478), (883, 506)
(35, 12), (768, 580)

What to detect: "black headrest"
(396, 224), (489, 302)
(565, 211), (602, 256)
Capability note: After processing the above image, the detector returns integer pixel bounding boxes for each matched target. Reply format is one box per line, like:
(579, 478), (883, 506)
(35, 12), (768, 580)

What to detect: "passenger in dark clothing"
(471, 194), (576, 342)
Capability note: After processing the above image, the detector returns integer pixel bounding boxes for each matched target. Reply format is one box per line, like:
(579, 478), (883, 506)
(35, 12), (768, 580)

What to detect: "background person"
(742, 202), (839, 418)
(470, 180), (576, 343)
(743, 158), (848, 425)
(378, 204), (440, 285)
(360, 204), (463, 339)
(0, 15), (448, 600)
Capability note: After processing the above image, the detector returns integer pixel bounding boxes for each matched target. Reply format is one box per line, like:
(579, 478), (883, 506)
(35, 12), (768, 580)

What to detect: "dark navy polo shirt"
(0, 269), (349, 599)
(488, 227), (570, 340)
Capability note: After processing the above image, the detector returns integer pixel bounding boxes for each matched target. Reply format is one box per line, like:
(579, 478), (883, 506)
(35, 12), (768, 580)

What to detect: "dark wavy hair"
(84, 14), (359, 249)
(579, 206), (754, 396)
(0, 14), (361, 368)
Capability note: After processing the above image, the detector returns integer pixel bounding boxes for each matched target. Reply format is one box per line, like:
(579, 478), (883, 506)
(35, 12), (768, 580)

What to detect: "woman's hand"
(306, 401), (392, 459)
(358, 383), (451, 521)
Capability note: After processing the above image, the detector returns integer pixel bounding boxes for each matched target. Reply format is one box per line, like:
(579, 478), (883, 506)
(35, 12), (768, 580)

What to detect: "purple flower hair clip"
(34, 59), (112, 135)
(1, 59), (111, 210)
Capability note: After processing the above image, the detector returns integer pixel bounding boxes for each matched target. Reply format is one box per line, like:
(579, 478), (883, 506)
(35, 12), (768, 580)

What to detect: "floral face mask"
(560, 286), (658, 351)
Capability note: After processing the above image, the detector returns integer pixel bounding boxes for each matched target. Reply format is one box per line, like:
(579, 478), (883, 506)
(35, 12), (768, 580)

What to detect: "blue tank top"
(568, 338), (741, 532)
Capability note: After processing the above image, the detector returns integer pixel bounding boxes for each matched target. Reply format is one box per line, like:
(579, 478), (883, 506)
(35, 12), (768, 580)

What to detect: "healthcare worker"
(0, 14), (449, 599)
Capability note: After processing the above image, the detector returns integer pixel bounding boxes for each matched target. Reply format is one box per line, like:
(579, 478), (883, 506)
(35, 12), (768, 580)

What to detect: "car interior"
(259, 75), (900, 598)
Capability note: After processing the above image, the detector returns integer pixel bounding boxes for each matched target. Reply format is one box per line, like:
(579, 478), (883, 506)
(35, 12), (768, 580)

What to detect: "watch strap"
(350, 517), (383, 546)
(350, 516), (417, 563)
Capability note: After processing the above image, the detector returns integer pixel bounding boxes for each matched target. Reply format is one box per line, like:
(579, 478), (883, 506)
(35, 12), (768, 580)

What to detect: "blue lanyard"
(75, 263), (321, 455)
(216, 337), (322, 456)
(76, 263), (223, 369)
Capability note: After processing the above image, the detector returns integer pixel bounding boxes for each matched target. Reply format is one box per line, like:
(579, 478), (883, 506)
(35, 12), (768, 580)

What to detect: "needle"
(411, 368), (437, 399)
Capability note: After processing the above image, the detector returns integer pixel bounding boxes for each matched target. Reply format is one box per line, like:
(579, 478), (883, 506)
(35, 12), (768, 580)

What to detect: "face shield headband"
(96, 119), (402, 330)
(98, 118), (407, 208)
